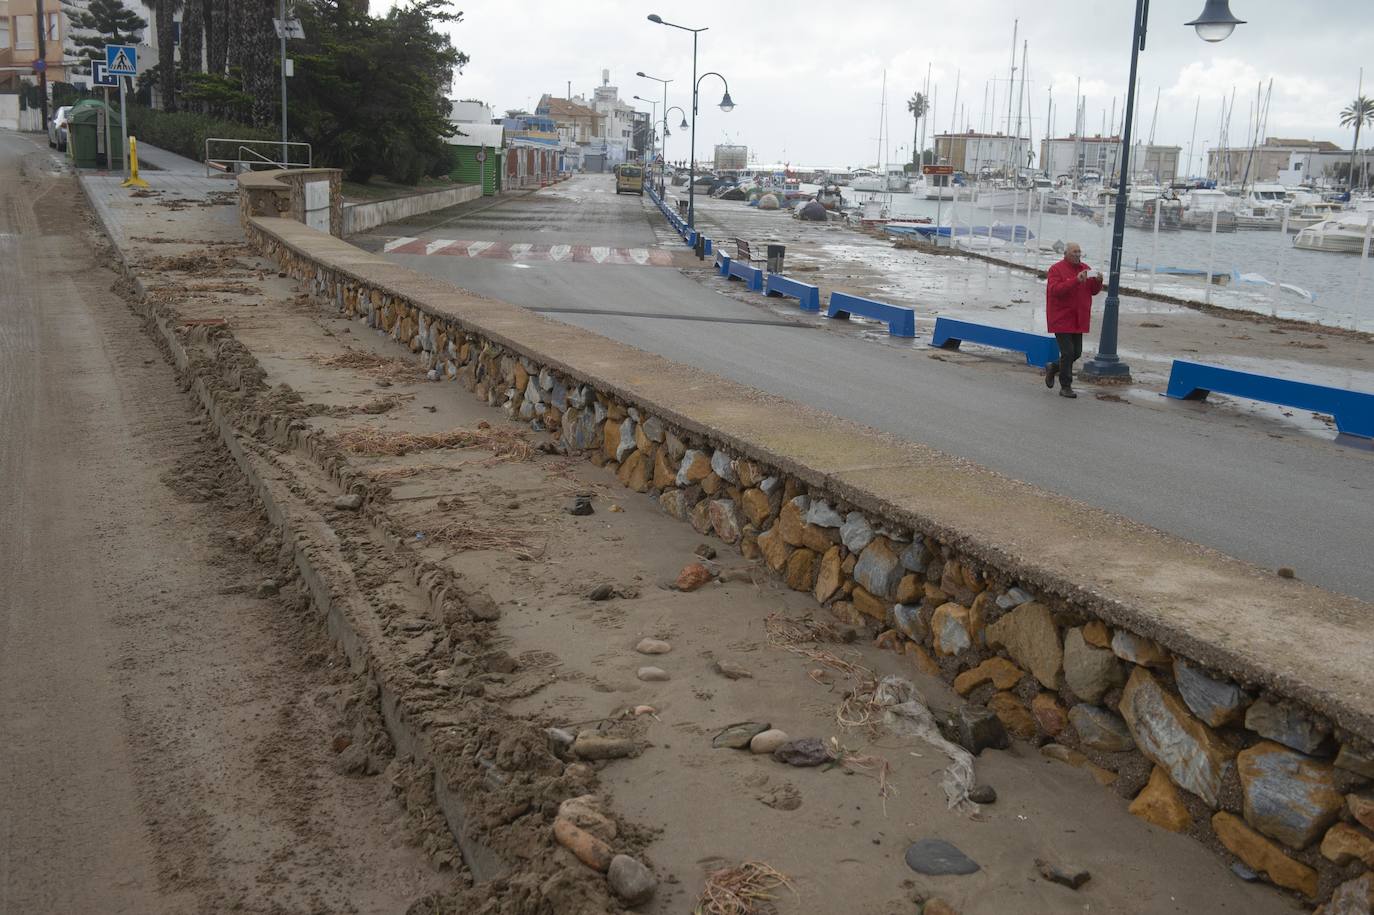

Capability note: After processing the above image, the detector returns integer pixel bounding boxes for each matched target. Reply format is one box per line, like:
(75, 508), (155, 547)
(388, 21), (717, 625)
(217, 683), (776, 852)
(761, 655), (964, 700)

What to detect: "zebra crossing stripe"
(424, 239), (457, 255)
(383, 236), (418, 253)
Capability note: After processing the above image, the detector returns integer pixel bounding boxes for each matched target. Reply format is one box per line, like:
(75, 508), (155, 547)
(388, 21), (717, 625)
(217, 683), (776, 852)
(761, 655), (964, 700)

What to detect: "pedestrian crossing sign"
(105, 44), (136, 76)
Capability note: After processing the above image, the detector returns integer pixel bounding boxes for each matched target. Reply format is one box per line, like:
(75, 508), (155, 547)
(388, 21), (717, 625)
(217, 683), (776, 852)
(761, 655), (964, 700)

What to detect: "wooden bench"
(930, 317), (1059, 368)
(735, 238), (766, 264)
(1165, 360), (1374, 440)
(764, 274), (821, 312)
(827, 292), (916, 338)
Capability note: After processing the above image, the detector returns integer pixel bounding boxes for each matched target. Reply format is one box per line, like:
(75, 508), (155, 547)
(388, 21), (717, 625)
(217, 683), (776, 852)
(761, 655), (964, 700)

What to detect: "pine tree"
(62, 0), (147, 76)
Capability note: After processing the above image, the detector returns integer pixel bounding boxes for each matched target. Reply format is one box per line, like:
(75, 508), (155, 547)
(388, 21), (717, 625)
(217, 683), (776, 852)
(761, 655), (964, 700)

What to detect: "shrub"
(123, 105), (277, 163)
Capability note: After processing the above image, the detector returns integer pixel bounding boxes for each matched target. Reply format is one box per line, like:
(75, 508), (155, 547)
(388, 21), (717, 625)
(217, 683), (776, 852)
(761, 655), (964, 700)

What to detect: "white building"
(933, 132), (1030, 175)
(449, 99), (494, 125)
(587, 69), (637, 163)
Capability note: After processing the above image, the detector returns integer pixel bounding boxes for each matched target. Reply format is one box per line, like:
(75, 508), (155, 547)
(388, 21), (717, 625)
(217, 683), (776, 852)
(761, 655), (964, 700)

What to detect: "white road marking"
(549, 245), (572, 261)
(383, 236), (418, 253)
(466, 241), (493, 257)
(424, 238), (456, 255)
(590, 246), (610, 263)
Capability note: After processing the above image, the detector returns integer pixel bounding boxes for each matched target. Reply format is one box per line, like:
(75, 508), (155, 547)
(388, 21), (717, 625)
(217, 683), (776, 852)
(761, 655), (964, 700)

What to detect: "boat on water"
(1292, 213), (1374, 253)
(850, 168), (884, 192)
(884, 223), (1035, 244)
(1125, 195), (1183, 230)
(1179, 189), (1238, 232)
(1285, 200), (1344, 231)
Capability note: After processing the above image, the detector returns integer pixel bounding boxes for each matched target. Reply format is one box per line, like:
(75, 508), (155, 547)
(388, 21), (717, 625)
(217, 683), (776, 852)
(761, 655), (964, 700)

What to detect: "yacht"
(1285, 200), (1345, 231)
(850, 168), (884, 192)
(1180, 188), (1238, 232)
(1292, 212), (1374, 253)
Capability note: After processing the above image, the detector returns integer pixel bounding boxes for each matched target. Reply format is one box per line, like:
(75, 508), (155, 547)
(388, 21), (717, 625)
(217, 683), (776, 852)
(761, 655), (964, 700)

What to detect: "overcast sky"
(376, 0), (1373, 174)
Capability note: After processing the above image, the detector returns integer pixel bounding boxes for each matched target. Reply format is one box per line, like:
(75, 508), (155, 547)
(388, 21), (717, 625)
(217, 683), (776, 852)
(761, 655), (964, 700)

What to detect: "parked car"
(48, 106), (72, 151)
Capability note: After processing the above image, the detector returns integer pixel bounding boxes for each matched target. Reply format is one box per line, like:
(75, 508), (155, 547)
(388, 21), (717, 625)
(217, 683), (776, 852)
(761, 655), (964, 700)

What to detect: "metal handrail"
(204, 137), (313, 176)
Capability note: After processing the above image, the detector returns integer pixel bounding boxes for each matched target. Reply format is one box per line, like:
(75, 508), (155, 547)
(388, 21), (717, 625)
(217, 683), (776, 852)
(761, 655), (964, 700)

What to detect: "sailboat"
(851, 71), (896, 225)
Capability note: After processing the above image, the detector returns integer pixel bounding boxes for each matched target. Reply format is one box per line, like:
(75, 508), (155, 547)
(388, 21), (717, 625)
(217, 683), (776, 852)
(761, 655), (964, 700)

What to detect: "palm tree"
(907, 92), (927, 167)
(1340, 96), (1374, 191)
(154, 0), (182, 110)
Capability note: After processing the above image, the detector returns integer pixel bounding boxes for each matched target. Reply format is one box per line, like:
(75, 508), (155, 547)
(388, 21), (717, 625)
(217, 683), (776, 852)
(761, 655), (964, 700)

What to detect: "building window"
(0, 19), (9, 50)
(15, 14), (35, 50)
(47, 11), (59, 41)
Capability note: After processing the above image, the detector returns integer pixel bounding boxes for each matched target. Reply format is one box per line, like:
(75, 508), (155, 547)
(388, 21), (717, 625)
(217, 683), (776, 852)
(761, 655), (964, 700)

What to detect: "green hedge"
(123, 105), (277, 163)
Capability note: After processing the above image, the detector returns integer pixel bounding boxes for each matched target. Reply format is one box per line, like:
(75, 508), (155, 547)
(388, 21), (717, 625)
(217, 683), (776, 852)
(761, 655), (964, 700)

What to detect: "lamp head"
(719, 91), (735, 113)
(1186, 0), (1244, 42)
(636, 71), (647, 77)
(680, 116), (689, 130)
(647, 14), (663, 23)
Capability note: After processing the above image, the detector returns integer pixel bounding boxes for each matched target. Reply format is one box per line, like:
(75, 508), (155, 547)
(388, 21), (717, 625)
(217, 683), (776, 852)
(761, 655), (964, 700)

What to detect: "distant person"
(1044, 242), (1103, 398)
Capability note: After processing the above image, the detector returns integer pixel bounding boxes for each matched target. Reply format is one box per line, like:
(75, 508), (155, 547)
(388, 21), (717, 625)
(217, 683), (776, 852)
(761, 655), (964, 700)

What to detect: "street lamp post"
(689, 70), (734, 229)
(664, 105), (687, 193)
(637, 71), (671, 194)
(1079, 0), (1243, 381)
(647, 14), (734, 230)
(632, 94), (658, 167)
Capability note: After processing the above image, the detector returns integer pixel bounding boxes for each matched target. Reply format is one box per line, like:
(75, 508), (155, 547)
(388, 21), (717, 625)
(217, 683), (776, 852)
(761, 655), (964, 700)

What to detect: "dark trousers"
(1054, 333), (1083, 388)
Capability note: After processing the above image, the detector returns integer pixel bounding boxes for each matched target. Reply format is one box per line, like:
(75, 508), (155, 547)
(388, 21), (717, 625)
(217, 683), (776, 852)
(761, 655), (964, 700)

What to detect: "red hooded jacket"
(1045, 257), (1104, 334)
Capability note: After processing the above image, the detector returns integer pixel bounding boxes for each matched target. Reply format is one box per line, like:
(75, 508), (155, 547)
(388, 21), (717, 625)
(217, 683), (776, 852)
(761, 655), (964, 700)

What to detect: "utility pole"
(279, 0), (288, 165)
(35, 0), (49, 131)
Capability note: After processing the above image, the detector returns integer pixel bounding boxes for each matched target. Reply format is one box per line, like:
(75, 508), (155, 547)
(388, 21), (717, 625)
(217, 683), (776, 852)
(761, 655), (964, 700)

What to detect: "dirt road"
(0, 133), (449, 913)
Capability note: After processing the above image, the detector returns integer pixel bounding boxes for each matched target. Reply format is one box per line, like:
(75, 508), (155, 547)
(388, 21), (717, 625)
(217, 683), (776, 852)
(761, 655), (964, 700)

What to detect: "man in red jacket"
(1044, 242), (1104, 398)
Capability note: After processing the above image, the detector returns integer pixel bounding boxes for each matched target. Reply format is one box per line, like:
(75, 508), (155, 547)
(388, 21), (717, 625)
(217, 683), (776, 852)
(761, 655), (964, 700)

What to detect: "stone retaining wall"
(241, 209), (1374, 909)
(342, 184), (483, 236)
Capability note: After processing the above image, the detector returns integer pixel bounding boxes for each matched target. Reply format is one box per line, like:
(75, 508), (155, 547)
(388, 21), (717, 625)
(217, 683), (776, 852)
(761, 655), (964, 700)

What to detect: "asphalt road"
(358, 175), (1374, 601)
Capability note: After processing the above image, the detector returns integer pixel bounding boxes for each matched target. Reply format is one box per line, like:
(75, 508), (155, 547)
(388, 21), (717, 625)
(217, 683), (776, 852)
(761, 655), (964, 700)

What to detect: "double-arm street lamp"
(662, 105), (688, 193)
(647, 14), (735, 230)
(636, 71), (672, 194)
(1079, 0), (1244, 381)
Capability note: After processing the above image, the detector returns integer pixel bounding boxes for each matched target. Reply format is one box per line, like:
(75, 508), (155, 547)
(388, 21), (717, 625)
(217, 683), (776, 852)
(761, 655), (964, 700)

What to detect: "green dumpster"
(68, 99), (121, 170)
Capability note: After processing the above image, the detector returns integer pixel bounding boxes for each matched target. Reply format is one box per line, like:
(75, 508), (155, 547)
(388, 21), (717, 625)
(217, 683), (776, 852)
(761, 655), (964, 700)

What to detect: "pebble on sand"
(714, 660), (753, 680)
(713, 722), (772, 749)
(333, 493), (363, 510)
(772, 738), (832, 767)
(637, 666), (670, 682)
(635, 638), (672, 655)
(749, 729), (790, 754)
(903, 839), (980, 876)
(675, 563), (713, 592)
(608, 854), (658, 906)
(1035, 857), (1091, 889)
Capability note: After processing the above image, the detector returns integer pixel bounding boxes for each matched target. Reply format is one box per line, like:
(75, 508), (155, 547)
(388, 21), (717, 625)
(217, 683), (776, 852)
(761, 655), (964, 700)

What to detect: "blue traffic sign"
(105, 44), (136, 76)
(91, 60), (118, 87)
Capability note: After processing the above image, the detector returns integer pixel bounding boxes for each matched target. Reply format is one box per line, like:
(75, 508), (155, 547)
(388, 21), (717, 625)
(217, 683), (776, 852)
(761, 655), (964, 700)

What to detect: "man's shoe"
(1045, 362), (1058, 388)
(1059, 387), (1078, 399)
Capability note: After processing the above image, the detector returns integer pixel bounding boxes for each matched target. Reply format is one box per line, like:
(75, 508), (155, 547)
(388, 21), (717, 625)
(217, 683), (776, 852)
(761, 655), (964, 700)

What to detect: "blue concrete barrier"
(715, 250), (732, 276)
(727, 259), (764, 292)
(930, 317), (1059, 367)
(827, 292), (916, 338)
(765, 274), (821, 313)
(1165, 360), (1374, 440)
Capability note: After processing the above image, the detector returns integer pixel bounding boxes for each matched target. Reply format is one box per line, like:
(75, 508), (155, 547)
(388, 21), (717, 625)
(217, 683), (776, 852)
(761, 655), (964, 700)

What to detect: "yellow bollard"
(121, 136), (150, 189)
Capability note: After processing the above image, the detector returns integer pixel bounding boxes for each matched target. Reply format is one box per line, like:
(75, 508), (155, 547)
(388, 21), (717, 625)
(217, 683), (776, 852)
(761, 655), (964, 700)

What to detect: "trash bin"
(68, 99), (120, 170)
(766, 244), (786, 274)
(678, 199), (689, 216)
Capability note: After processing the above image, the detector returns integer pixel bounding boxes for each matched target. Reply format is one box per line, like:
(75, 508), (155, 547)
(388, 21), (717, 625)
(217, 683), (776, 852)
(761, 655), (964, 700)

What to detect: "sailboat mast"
(1045, 84), (1053, 177)
(1187, 96), (1200, 180)
(1006, 19), (1018, 175)
(950, 69), (960, 135)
